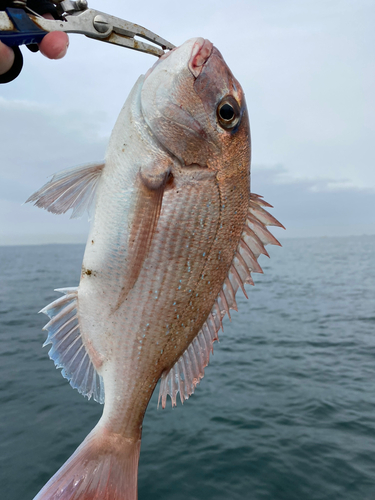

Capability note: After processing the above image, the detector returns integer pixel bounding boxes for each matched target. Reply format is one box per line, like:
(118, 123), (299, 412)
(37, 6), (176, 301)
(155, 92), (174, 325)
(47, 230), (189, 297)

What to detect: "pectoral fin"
(116, 167), (171, 309)
(26, 162), (105, 218)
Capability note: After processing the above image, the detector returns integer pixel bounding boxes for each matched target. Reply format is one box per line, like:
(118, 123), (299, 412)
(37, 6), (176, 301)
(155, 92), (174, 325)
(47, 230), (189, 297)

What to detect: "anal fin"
(41, 288), (104, 404)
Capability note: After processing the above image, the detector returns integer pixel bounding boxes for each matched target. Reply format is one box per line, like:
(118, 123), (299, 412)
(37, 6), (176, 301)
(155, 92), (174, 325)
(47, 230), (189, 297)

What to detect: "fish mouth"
(144, 38), (213, 81)
(144, 47), (175, 80)
(188, 38), (213, 78)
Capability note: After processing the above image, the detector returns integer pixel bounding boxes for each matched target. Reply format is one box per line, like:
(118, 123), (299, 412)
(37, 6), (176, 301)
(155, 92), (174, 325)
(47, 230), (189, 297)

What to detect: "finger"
(39, 13), (69, 60)
(0, 41), (15, 75)
(39, 31), (69, 59)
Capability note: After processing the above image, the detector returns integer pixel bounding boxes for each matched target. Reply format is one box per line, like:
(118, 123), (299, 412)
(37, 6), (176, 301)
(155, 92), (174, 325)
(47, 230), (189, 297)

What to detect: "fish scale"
(99, 176), (225, 406)
(26, 37), (283, 500)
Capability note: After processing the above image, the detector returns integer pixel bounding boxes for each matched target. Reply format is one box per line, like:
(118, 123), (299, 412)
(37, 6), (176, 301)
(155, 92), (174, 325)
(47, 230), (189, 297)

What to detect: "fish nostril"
(189, 38), (213, 77)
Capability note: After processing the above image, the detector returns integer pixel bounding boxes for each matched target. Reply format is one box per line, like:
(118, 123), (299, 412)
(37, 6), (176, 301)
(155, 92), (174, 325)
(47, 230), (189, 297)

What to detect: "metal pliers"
(0, 1), (175, 82)
(0, 1), (175, 55)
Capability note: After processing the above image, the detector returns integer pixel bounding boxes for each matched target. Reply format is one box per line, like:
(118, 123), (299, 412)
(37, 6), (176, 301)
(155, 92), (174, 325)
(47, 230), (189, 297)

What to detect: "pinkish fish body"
(27, 37), (283, 500)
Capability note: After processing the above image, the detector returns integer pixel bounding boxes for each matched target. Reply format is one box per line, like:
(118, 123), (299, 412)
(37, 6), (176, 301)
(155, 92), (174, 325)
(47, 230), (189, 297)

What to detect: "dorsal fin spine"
(243, 225), (270, 257)
(207, 313), (218, 341)
(239, 240), (263, 273)
(183, 351), (193, 392)
(178, 359), (187, 404)
(214, 301), (223, 330)
(249, 193), (274, 208)
(247, 215), (282, 246)
(248, 203), (285, 228)
(219, 290), (231, 320)
(187, 348), (198, 385)
(203, 324), (214, 353)
(230, 264), (248, 299)
(225, 277), (238, 311)
(235, 251), (254, 285)
(193, 338), (205, 374)
(174, 364), (181, 406)
(198, 332), (209, 366)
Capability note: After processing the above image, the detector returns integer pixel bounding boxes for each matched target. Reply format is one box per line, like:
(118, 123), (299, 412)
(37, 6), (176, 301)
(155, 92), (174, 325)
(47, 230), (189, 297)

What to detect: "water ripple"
(1, 237), (375, 500)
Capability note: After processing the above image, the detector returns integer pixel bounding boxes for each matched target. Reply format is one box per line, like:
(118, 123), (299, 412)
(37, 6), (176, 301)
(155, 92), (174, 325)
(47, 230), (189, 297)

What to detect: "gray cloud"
(0, 100), (106, 245)
(0, 98), (107, 200)
(0, 0), (374, 244)
(252, 165), (375, 239)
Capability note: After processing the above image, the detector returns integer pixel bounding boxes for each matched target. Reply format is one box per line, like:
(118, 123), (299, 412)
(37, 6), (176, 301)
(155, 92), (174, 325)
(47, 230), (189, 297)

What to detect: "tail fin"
(33, 426), (141, 500)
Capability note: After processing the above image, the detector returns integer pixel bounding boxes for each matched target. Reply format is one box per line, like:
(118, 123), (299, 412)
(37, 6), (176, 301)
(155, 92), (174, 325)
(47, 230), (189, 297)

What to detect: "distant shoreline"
(1, 233), (374, 247)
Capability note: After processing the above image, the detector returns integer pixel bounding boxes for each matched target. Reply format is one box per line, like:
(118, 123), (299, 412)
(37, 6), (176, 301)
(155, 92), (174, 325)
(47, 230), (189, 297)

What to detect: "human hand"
(0, 40), (14, 75)
(0, 13), (69, 79)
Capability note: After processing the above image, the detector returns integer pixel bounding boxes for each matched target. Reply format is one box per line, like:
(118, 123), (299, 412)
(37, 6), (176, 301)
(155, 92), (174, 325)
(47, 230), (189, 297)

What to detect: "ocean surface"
(0, 236), (374, 500)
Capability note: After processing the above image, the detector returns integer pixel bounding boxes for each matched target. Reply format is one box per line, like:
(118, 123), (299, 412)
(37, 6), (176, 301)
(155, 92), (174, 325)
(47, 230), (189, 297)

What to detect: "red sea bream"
(27, 37), (283, 500)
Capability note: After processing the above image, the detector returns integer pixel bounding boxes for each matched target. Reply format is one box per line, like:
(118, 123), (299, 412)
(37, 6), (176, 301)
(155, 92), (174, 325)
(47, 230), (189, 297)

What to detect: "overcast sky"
(0, 0), (374, 244)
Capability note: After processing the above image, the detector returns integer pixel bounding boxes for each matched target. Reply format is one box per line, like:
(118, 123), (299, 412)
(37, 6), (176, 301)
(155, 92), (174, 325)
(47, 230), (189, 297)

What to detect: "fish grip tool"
(0, 0), (175, 81)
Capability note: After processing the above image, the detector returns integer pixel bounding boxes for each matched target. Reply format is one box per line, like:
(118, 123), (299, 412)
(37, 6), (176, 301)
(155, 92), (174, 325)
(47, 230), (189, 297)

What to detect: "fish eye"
(217, 96), (241, 130)
(219, 104), (235, 121)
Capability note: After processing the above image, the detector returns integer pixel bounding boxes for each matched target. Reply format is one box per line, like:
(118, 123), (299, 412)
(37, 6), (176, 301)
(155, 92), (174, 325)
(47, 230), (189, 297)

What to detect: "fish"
(26, 37), (284, 500)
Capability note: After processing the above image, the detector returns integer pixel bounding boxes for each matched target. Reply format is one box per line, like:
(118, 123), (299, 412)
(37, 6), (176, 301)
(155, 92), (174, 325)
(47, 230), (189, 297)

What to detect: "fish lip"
(188, 38), (213, 78)
(144, 47), (177, 80)
(144, 38), (213, 81)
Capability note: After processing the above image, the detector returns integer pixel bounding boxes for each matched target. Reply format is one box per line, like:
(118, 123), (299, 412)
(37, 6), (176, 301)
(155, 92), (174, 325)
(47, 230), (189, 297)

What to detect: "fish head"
(141, 37), (250, 174)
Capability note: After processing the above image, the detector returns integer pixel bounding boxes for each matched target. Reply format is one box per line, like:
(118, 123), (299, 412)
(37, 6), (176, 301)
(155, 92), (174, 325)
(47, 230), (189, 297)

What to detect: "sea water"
(0, 236), (374, 500)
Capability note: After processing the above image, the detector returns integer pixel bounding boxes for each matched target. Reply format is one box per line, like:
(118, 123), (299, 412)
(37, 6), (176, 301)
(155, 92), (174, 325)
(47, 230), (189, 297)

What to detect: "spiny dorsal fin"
(158, 194), (283, 407)
(41, 288), (105, 403)
(26, 162), (105, 219)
